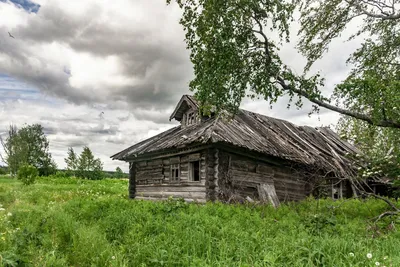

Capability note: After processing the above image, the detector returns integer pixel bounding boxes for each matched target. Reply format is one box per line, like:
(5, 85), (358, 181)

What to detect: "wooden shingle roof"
(111, 104), (359, 176)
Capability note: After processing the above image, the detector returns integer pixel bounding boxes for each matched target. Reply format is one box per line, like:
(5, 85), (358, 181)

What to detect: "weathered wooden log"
(129, 162), (136, 199)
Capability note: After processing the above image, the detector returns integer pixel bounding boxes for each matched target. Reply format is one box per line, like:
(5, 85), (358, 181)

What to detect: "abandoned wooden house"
(111, 95), (359, 205)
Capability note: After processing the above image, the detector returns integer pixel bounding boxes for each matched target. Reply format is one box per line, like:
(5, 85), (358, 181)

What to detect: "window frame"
(188, 160), (201, 182)
(170, 164), (180, 182)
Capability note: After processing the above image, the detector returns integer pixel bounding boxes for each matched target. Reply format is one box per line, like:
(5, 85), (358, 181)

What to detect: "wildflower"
(375, 262), (380, 266)
(7, 212), (12, 217)
(0, 208), (5, 211)
(349, 252), (355, 257)
(383, 256), (388, 260)
(367, 253), (373, 259)
(111, 256), (116, 260)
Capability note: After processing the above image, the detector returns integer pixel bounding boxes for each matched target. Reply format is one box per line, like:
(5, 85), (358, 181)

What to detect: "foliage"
(0, 124), (57, 176)
(338, 118), (400, 195)
(299, 0), (400, 182)
(114, 167), (125, 179)
(166, 0), (400, 129)
(299, 0), (400, 126)
(70, 146), (104, 180)
(64, 147), (78, 176)
(0, 166), (8, 175)
(16, 165), (38, 185)
(0, 125), (20, 176)
(0, 176), (400, 266)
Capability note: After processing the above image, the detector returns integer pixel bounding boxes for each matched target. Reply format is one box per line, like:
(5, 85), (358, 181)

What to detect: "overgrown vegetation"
(0, 176), (399, 266)
(16, 165), (38, 186)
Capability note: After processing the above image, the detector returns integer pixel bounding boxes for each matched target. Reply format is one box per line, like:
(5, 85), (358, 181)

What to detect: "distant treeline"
(0, 123), (127, 180)
(0, 166), (127, 179)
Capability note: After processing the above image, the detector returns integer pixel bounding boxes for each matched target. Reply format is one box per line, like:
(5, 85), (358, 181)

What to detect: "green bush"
(0, 166), (8, 175)
(17, 164), (38, 185)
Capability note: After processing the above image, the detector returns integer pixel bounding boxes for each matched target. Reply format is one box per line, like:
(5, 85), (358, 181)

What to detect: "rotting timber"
(111, 95), (359, 205)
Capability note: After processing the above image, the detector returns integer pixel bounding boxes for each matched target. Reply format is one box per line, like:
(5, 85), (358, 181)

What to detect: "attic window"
(187, 112), (196, 125)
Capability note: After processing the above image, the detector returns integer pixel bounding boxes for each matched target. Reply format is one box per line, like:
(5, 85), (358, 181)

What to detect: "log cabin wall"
(131, 150), (208, 202)
(216, 150), (311, 202)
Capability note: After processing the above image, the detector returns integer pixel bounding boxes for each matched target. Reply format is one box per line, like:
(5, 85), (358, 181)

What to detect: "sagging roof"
(111, 104), (359, 176)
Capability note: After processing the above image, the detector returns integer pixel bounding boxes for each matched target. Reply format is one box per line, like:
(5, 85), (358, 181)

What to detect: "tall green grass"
(0, 176), (399, 266)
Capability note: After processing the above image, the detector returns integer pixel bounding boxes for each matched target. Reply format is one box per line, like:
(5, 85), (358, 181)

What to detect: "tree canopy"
(1, 124), (57, 176)
(64, 146), (104, 180)
(166, 0), (400, 129)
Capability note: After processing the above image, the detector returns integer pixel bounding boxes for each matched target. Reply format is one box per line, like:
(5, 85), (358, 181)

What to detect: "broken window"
(171, 164), (180, 181)
(189, 161), (200, 182)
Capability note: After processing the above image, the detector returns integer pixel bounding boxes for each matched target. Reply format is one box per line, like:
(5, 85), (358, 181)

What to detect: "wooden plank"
(138, 186), (206, 192)
(137, 161), (147, 167)
(231, 170), (273, 184)
(170, 157), (180, 164)
(135, 196), (207, 203)
(257, 164), (274, 174)
(136, 191), (207, 199)
(257, 183), (280, 208)
(137, 165), (163, 171)
(188, 153), (201, 161)
(147, 159), (163, 166)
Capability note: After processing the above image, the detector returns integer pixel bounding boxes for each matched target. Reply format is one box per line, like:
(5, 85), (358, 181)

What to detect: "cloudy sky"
(0, 0), (361, 171)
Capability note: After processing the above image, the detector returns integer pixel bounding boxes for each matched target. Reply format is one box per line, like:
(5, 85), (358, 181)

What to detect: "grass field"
(0, 176), (399, 266)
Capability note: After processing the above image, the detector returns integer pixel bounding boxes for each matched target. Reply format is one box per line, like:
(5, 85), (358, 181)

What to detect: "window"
(171, 164), (180, 181)
(189, 161), (200, 182)
(187, 112), (196, 126)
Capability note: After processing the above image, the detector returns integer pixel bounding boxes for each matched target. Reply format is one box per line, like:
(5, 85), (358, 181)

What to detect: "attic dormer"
(169, 95), (200, 127)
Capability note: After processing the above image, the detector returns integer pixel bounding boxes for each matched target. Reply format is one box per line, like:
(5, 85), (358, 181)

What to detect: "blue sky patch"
(0, 0), (40, 13)
(0, 73), (40, 101)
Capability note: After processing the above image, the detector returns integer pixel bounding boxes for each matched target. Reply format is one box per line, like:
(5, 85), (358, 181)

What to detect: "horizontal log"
(257, 164), (274, 174)
(231, 170), (273, 184)
(138, 186), (206, 192)
(146, 159), (163, 166)
(232, 180), (267, 188)
(137, 161), (147, 167)
(136, 166), (163, 173)
(136, 191), (206, 199)
(136, 173), (164, 180)
(135, 196), (207, 203)
(170, 157), (180, 164)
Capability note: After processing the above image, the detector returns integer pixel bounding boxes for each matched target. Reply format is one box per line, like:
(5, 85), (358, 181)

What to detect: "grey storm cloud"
(0, 0), (192, 113)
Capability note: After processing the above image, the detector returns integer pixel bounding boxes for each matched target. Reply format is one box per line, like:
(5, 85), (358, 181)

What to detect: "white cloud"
(0, 0), (362, 171)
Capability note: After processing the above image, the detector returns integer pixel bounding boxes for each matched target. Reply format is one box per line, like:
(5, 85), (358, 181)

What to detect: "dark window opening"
(190, 161), (200, 182)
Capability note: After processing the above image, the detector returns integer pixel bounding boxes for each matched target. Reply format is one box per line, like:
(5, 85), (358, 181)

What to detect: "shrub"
(17, 164), (38, 185)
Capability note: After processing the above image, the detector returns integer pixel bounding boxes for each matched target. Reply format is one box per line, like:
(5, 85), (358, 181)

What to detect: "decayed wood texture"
(128, 162), (136, 199)
(219, 152), (310, 202)
(205, 148), (216, 201)
(257, 184), (280, 208)
(112, 95), (360, 203)
(133, 151), (207, 201)
(111, 95), (358, 178)
(136, 184), (206, 202)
